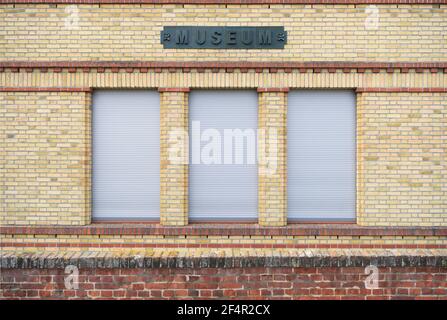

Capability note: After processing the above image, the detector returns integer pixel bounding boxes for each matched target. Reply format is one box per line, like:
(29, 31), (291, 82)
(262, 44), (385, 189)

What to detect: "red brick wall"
(1, 267), (446, 300)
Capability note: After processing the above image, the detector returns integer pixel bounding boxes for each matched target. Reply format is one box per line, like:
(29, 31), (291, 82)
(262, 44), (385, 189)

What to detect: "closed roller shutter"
(92, 90), (160, 220)
(288, 90), (356, 221)
(189, 90), (258, 221)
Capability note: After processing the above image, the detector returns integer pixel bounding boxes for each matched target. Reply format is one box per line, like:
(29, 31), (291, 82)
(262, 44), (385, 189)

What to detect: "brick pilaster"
(257, 88), (288, 226)
(159, 88), (189, 226)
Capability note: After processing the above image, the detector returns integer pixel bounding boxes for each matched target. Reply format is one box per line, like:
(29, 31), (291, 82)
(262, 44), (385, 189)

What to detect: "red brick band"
(356, 88), (447, 93)
(2, 87), (446, 93)
(2, 225), (446, 237)
(0, 0), (446, 4)
(158, 87), (190, 92)
(1, 242), (446, 249)
(1, 61), (447, 74)
(257, 87), (290, 92)
(0, 87), (91, 92)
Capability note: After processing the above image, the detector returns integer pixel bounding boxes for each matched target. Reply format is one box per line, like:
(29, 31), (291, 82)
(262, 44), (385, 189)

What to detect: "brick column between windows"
(257, 88), (288, 227)
(159, 88), (189, 226)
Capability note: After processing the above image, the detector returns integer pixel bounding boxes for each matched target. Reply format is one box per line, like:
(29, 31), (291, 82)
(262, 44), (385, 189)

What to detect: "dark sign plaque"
(161, 26), (287, 49)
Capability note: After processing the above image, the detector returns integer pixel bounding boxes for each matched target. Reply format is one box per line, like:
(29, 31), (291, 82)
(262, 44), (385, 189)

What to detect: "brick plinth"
(1, 253), (446, 299)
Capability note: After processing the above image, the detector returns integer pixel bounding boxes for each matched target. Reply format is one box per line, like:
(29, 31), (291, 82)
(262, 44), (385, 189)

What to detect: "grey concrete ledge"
(2, 255), (447, 269)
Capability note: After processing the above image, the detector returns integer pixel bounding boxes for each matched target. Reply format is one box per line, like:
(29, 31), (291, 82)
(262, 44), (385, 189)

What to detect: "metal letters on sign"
(161, 26), (287, 49)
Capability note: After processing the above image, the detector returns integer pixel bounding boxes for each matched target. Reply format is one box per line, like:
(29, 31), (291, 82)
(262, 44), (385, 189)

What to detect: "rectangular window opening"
(92, 90), (160, 221)
(287, 90), (356, 222)
(188, 90), (258, 222)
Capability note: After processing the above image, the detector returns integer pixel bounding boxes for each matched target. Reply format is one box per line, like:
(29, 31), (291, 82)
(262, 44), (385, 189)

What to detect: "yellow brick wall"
(1, 76), (446, 227)
(0, 4), (446, 62)
(0, 3), (446, 229)
(1, 91), (91, 225)
(258, 91), (287, 226)
(357, 92), (447, 226)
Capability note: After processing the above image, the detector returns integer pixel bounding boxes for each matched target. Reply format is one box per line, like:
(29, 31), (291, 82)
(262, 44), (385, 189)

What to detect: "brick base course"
(2, 266), (446, 300)
(1, 254), (446, 300)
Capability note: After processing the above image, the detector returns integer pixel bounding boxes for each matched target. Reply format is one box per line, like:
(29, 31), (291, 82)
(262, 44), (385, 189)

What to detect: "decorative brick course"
(356, 88), (447, 93)
(0, 87), (91, 92)
(2, 224), (446, 236)
(1, 224), (446, 249)
(2, 242), (447, 249)
(1, 62), (447, 74)
(1, 0), (447, 4)
(1, 67), (445, 91)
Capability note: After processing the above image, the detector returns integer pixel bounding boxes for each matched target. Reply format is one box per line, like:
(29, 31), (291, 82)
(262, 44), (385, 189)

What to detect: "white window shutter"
(288, 90), (356, 221)
(92, 91), (160, 220)
(189, 90), (258, 221)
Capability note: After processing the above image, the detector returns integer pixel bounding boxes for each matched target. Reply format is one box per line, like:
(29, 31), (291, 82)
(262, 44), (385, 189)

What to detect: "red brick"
(100, 290), (113, 298)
